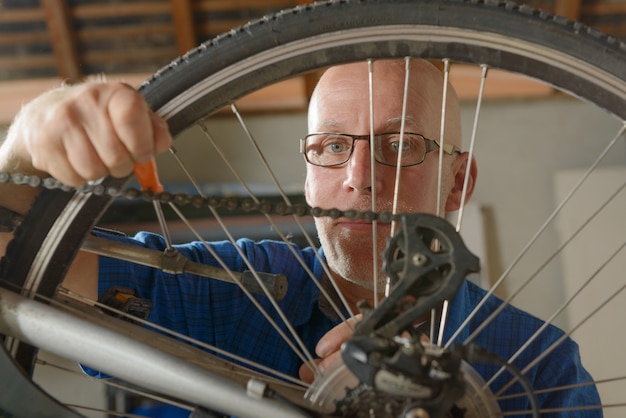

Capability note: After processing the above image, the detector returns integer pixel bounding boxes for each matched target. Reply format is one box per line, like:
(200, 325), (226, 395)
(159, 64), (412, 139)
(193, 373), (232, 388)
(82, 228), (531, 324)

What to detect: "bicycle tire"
(1, 0), (624, 416)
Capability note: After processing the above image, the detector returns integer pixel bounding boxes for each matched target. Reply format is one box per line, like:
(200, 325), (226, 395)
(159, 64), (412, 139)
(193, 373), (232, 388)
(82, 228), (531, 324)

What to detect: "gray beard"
(318, 228), (389, 292)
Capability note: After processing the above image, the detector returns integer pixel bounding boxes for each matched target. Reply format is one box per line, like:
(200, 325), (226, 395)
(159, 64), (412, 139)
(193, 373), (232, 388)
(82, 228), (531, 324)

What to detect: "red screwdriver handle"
(133, 158), (164, 193)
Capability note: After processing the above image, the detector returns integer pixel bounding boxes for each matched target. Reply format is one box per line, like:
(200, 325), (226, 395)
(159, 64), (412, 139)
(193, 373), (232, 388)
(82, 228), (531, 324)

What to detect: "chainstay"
(0, 172), (403, 223)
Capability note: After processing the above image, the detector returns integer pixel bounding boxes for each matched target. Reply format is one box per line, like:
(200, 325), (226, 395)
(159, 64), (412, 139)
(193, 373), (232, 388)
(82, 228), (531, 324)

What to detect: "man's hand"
(299, 315), (361, 383)
(4, 81), (172, 187)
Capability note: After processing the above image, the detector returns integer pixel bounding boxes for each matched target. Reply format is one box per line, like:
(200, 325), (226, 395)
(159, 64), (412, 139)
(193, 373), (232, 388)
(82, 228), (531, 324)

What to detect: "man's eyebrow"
(314, 117), (422, 132)
(382, 116), (421, 131)
(317, 119), (340, 129)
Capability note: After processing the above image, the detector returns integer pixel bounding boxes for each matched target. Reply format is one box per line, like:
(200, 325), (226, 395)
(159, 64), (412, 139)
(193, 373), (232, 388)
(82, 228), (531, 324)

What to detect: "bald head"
(308, 59), (462, 148)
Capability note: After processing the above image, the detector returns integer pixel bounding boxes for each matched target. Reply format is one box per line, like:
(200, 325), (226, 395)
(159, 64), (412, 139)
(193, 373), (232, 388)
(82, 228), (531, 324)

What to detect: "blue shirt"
(96, 230), (601, 416)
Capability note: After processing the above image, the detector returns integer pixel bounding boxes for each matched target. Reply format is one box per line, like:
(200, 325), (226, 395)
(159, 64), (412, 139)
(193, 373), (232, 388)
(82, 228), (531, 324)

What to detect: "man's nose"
(343, 140), (376, 193)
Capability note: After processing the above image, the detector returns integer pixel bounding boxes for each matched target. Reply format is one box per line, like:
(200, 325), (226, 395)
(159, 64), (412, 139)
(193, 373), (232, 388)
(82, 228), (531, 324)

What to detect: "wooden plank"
(0, 31), (50, 46)
(196, 20), (256, 36)
(555, 0), (582, 20)
(581, 2), (626, 15)
(81, 48), (179, 65)
(0, 8), (45, 23)
(41, 0), (81, 82)
(588, 24), (626, 36)
(72, 2), (172, 19)
(77, 24), (173, 42)
(194, 0), (296, 12)
(579, 1), (626, 38)
(0, 55), (56, 69)
(170, 0), (197, 55)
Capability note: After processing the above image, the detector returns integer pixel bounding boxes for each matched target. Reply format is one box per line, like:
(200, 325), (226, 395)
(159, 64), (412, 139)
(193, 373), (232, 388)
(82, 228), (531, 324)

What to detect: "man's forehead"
(315, 116), (425, 132)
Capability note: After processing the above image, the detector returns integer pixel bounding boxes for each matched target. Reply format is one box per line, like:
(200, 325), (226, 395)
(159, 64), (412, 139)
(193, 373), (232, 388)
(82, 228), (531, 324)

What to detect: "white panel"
(554, 166), (626, 414)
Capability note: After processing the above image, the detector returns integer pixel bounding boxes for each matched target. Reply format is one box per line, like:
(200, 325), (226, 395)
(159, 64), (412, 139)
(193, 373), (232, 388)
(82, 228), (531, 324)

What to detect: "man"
(0, 60), (600, 415)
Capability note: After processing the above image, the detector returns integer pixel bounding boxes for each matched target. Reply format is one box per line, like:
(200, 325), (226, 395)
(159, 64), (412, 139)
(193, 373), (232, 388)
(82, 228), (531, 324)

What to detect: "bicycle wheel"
(1, 0), (624, 417)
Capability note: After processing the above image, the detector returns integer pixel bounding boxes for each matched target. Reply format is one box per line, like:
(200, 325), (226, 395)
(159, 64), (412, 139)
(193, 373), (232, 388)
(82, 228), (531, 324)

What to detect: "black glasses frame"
(299, 132), (461, 167)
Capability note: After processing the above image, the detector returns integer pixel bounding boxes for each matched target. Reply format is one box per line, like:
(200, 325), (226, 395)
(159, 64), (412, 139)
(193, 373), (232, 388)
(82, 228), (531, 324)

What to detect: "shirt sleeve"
(530, 337), (602, 417)
(90, 228), (330, 378)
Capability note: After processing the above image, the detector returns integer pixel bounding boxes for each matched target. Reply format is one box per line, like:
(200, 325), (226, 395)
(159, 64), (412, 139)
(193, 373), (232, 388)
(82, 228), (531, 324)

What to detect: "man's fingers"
(298, 351), (344, 384)
(299, 315), (363, 384)
(63, 126), (113, 183)
(26, 106), (101, 186)
(31, 146), (83, 187)
(318, 351), (343, 375)
(150, 111), (173, 154)
(298, 359), (321, 384)
(316, 315), (361, 357)
(107, 84), (157, 164)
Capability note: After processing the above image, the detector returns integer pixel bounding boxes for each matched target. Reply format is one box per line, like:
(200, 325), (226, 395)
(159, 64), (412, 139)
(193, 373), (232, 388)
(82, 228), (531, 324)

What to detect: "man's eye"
(321, 136), (350, 153)
(391, 140), (411, 153)
(329, 142), (347, 153)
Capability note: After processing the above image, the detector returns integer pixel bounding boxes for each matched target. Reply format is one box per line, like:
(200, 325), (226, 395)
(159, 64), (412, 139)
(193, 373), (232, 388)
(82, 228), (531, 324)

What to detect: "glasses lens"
(305, 134), (353, 166)
(375, 133), (426, 166)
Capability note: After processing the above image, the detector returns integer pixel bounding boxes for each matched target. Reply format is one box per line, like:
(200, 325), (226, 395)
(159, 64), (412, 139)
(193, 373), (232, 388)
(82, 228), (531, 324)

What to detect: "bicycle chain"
(0, 172), (403, 223)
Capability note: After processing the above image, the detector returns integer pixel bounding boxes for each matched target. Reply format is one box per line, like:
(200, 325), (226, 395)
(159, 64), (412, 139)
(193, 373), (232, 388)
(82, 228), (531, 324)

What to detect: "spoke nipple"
(412, 253), (428, 266)
(246, 378), (269, 400)
(404, 408), (430, 418)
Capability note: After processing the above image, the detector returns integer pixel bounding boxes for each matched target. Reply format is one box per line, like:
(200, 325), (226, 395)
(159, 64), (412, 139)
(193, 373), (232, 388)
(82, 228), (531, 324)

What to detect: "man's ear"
(304, 175), (311, 204)
(445, 153), (477, 212)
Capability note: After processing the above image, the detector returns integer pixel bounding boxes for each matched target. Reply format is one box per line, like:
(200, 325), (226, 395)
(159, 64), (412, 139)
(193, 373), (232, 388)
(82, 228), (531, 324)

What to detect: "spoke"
(500, 404), (616, 416)
(385, 56), (412, 302)
(496, 375), (626, 401)
(454, 64), (486, 232)
(368, 59), (381, 306)
(230, 103), (292, 204)
(390, 56), (412, 236)
(445, 124), (626, 349)
(153, 200), (174, 250)
(434, 58), (451, 346)
(168, 146), (203, 194)
(67, 406), (152, 418)
(436, 58), (451, 219)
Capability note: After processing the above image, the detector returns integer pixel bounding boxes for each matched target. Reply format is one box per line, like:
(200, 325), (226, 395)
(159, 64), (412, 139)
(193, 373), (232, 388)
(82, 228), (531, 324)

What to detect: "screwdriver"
(134, 158), (174, 249)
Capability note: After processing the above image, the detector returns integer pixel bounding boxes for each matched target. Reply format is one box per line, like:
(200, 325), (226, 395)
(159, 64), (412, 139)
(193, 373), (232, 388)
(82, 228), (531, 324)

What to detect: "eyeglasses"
(300, 132), (461, 167)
